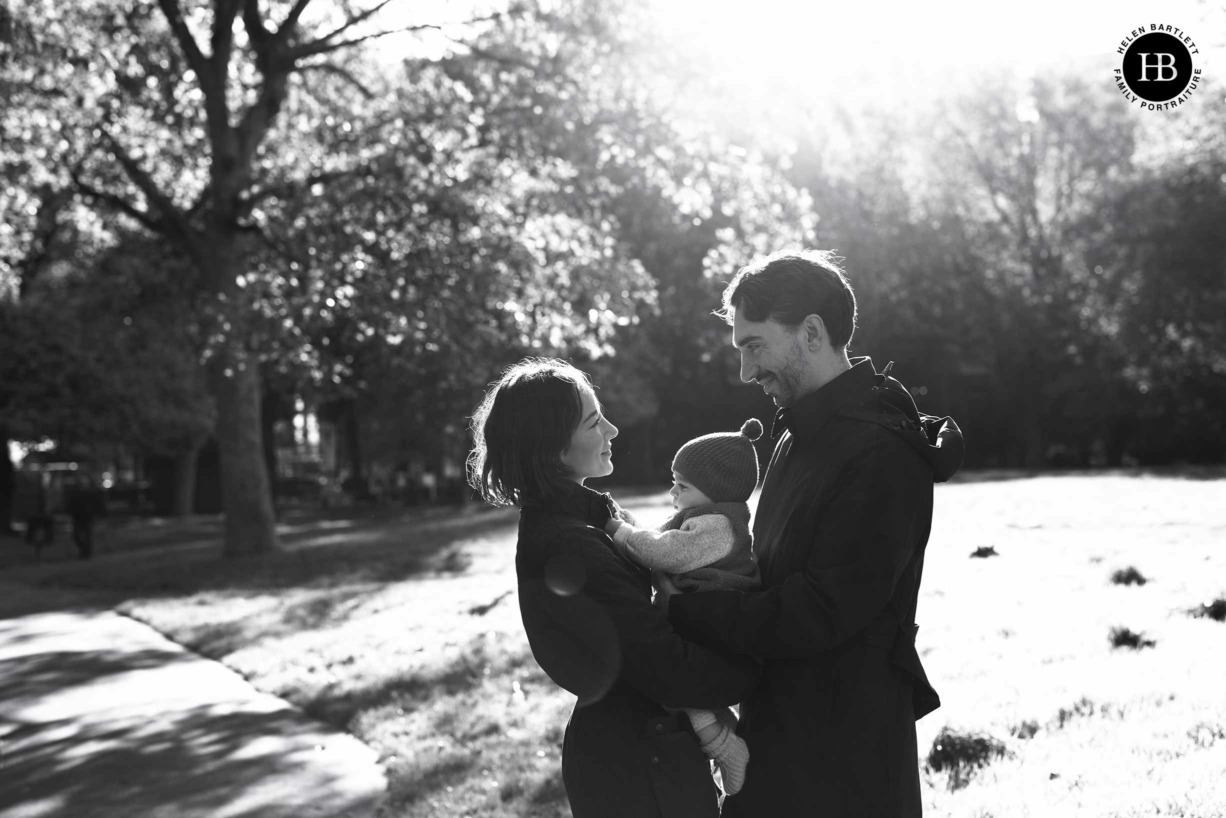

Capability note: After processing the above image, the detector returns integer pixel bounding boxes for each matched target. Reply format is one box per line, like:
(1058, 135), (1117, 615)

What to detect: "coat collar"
(522, 480), (615, 528)
(770, 357), (879, 441)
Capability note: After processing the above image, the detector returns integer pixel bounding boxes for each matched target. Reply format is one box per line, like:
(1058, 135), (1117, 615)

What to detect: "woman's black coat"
(516, 483), (759, 818)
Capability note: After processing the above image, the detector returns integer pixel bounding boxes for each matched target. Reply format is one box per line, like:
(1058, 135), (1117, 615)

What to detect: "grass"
(1111, 566), (1149, 586)
(1190, 597), (1226, 623)
(926, 726), (1010, 790)
(5, 472), (1226, 817)
(1108, 626), (1157, 650)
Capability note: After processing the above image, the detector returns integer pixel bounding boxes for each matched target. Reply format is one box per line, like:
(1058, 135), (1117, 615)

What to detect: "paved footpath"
(0, 586), (387, 818)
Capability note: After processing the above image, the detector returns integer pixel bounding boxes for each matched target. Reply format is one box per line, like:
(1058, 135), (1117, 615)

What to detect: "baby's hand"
(606, 498), (636, 527)
(604, 517), (622, 536)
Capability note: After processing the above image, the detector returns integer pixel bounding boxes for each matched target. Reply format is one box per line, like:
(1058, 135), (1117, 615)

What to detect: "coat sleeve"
(520, 525), (758, 709)
(610, 515), (736, 574)
(669, 436), (930, 659)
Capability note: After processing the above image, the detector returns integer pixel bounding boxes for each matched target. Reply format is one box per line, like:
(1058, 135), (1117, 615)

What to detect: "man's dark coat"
(517, 482), (759, 818)
(670, 358), (964, 817)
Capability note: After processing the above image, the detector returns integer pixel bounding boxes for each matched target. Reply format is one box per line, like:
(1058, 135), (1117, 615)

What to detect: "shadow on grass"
(303, 636), (534, 728)
(23, 505), (519, 599)
(385, 749), (478, 809)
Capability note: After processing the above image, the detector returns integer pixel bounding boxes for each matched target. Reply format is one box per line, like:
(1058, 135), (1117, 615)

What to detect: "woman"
(468, 358), (758, 818)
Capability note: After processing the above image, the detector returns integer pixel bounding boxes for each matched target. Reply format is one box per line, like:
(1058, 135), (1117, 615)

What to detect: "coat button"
(655, 723), (663, 732)
(651, 756), (660, 764)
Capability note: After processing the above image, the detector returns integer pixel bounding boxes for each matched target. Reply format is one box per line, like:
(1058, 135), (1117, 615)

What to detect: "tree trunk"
(261, 387), (280, 519)
(0, 430), (14, 535)
(213, 345), (278, 556)
(345, 397), (366, 496)
(171, 439), (202, 517)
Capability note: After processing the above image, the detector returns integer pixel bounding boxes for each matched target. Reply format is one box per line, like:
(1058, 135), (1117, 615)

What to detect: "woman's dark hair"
(467, 358), (591, 507)
(715, 249), (858, 349)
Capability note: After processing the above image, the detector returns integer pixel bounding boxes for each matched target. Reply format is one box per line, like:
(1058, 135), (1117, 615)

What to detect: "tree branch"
(154, 0), (209, 78)
(156, 0), (234, 161)
(97, 132), (204, 256)
(72, 173), (165, 236)
(212, 0), (243, 68)
(304, 0), (398, 48)
(290, 10), (505, 62)
(242, 164), (378, 210)
(233, 70), (292, 178)
(279, 0), (314, 36)
(290, 22), (438, 61)
(950, 125), (1017, 233)
(101, 132), (185, 222)
(242, 0), (275, 76)
(297, 61), (376, 98)
(444, 38), (540, 73)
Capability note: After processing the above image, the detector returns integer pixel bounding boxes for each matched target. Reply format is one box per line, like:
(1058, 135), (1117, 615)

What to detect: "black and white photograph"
(2, 0), (1224, 816)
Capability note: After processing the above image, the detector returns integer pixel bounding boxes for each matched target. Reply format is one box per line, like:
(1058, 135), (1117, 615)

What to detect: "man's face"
(733, 312), (811, 407)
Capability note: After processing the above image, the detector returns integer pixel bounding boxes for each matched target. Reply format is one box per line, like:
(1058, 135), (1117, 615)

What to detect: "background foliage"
(3, 0), (1224, 525)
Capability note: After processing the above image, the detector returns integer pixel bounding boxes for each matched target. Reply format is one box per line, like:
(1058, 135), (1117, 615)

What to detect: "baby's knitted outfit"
(608, 501), (759, 591)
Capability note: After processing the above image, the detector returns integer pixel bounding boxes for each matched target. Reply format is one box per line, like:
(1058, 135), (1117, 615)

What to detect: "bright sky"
(647, 0), (1223, 108)
(654, 0), (1221, 66)
(368, 0), (1224, 119)
(357, 0), (1221, 136)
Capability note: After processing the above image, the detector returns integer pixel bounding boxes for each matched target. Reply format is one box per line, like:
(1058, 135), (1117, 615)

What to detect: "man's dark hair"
(467, 358), (591, 506)
(716, 249), (858, 349)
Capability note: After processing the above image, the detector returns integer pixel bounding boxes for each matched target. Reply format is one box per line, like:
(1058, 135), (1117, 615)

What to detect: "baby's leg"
(682, 708), (722, 743)
(683, 708), (750, 796)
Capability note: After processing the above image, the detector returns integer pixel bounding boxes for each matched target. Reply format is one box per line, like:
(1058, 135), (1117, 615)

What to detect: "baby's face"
(669, 471), (713, 512)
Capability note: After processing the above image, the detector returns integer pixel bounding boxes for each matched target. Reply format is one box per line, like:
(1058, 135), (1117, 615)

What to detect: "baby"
(605, 419), (762, 795)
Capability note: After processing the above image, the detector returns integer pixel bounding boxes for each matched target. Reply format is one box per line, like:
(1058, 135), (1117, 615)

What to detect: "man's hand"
(652, 571), (682, 614)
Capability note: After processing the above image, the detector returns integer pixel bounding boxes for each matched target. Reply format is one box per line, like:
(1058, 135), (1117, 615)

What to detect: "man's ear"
(801, 314), (827, 350)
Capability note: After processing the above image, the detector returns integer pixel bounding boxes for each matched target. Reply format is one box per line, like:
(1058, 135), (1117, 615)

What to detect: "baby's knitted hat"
(672, 419), (763, 503)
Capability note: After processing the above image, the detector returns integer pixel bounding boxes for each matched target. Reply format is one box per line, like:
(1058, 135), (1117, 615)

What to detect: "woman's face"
(560, 385), (618, 483)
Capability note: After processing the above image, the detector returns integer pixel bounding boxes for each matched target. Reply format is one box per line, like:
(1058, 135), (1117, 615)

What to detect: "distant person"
(468, 358), (758, 818)
(603, 418), (764, 795)
(14, 470), (54, 547)
(661, 250), (965, 817)
(66, 474), (107, 559)
(24, 471), (57, 547)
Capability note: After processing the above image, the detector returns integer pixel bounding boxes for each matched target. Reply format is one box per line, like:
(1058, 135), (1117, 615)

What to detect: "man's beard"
(761, 336), (808, 407)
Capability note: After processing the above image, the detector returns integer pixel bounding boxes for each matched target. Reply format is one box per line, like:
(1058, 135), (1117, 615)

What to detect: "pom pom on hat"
(672, 418), (763, 503)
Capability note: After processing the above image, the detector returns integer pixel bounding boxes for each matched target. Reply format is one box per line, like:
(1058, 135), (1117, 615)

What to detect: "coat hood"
(840, 359), (965, 483)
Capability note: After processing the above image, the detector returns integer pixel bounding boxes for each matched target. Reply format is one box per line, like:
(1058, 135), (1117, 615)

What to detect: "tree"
(1094, 83), (1226, 462)
(2, 0), (546, 554)
(926, 71), (1138, 466)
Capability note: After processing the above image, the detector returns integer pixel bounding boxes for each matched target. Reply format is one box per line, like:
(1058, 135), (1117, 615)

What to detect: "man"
(664, 250), (964, 816)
